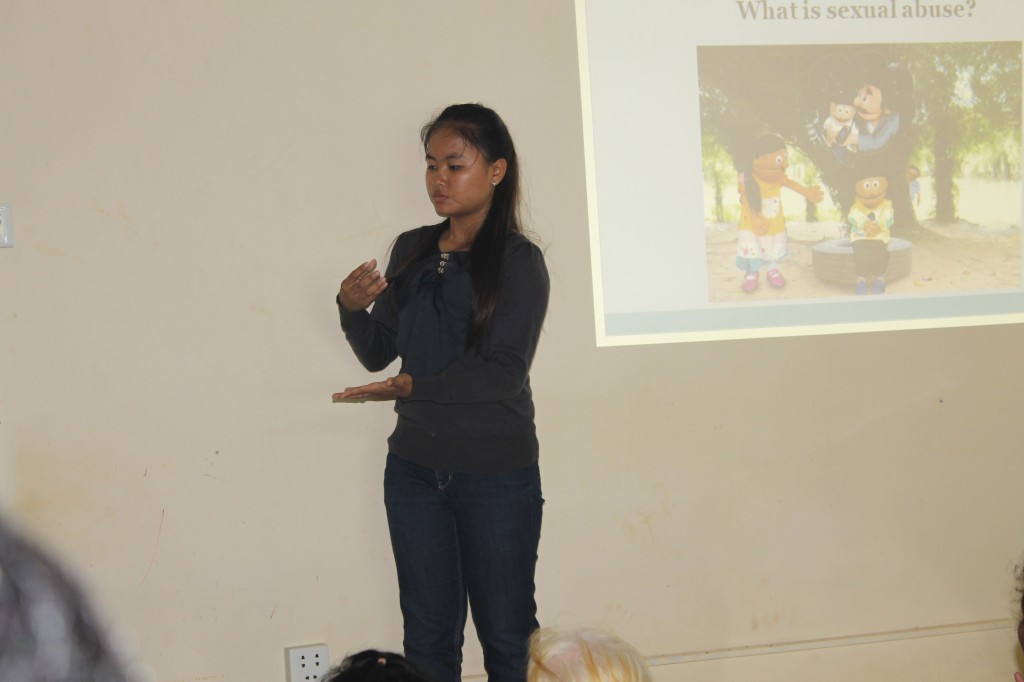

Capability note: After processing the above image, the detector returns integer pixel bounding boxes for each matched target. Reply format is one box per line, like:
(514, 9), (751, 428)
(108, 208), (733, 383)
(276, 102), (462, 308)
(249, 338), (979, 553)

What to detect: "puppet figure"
(736, 134), (824, 293)
(823, 100), (858, 158)
(907, 164), (922, 209)
(846, 79), (900, 154)
(847, 173), (894, 294)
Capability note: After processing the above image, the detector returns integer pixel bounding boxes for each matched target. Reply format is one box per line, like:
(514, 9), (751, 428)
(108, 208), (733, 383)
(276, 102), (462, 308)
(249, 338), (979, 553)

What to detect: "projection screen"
(576, 0), (1024, 345)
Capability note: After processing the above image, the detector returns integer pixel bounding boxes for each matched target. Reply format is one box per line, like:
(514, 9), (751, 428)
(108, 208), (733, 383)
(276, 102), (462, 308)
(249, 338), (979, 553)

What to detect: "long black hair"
(395, 103), (523, 350)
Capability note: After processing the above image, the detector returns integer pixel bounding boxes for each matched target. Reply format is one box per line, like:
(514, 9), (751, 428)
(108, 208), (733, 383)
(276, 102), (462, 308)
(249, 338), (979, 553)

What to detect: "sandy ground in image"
(706, 220), (1022, 302)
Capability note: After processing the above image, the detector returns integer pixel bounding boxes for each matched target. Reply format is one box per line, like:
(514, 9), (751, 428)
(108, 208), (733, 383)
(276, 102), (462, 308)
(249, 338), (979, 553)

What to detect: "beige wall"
(1, 2), (1021, 680)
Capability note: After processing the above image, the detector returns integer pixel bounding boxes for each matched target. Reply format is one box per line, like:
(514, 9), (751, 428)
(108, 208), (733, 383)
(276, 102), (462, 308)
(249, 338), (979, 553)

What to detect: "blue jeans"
(384, 453), (543, 682)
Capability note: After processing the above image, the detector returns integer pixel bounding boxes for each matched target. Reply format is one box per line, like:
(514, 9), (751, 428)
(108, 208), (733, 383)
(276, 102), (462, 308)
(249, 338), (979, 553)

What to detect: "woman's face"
(425, 127), (505, 227)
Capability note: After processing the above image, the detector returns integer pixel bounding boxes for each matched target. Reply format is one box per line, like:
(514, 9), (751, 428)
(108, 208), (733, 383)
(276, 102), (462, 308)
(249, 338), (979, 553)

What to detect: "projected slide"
(577, 0), (1024, 345)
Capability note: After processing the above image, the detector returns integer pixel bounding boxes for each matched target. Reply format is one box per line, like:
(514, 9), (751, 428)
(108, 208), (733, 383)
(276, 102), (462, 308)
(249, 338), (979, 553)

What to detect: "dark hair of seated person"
(325, 650), (436, 682)
(0, 517), (132, 681)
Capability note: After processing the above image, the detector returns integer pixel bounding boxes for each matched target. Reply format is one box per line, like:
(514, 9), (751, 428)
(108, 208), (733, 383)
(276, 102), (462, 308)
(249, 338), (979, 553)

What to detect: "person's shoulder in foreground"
(1015, 563), (1023, 682)
(0, 516), (134, 681)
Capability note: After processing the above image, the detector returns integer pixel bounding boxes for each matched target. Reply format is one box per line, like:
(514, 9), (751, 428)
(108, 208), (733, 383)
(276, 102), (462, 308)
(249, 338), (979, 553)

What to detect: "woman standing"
(335, 104), (549, 682)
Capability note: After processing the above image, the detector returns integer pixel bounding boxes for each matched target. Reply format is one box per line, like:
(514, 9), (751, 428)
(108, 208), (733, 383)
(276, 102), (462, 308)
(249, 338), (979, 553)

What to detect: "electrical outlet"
(286, 643), (330, 682)
(0, 203), (11, 247)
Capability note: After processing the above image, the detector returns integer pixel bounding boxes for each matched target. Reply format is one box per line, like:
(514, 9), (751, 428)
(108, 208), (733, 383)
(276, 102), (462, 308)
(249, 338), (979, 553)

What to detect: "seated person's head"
(0, 518), (132, 681)
(528, 627), (651, 682)
(324, 650), (434, 682)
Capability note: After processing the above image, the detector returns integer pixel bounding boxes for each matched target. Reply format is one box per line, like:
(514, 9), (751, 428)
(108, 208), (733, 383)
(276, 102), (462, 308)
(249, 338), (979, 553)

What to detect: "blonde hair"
(528, 627), (652, 682)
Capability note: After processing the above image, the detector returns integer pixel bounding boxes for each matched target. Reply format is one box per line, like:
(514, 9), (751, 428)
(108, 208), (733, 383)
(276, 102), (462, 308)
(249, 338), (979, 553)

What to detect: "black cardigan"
(338, 223), (550, 473)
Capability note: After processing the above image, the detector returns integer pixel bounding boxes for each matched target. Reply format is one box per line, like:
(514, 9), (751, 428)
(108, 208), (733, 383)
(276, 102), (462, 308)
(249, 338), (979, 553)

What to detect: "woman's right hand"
(338, 259), (388, 312)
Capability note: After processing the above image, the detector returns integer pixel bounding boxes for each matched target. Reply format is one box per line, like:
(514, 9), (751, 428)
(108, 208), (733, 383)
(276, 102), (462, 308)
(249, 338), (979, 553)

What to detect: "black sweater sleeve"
(336, 231), (414, 373)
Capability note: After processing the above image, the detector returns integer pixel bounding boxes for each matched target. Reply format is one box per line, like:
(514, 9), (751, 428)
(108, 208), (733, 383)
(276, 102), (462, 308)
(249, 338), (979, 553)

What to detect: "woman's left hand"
(333, 373), (412, 401)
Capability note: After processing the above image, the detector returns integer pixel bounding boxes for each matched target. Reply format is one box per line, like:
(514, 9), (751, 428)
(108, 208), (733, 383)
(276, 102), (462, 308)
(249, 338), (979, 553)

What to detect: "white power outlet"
(286, 643), (330, 682)
(0, 203), (11, 247)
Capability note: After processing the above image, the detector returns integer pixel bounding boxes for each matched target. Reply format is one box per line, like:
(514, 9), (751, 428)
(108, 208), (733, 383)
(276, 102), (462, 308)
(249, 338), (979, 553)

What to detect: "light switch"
(0, 203), (11, 247)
